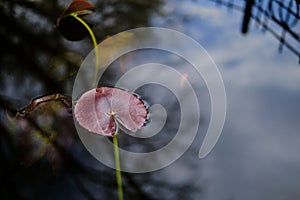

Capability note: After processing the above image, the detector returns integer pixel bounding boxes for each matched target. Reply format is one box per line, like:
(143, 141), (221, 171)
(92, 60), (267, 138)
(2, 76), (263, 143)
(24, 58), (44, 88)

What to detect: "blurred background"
(1, 0), (300, 199)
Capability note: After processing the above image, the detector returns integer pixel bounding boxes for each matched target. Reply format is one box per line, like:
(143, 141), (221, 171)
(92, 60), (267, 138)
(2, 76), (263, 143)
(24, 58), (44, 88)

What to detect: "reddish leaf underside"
(63, 0), (95, 16)
(74, 87), (148, 136)
(56, 0), (95, 41)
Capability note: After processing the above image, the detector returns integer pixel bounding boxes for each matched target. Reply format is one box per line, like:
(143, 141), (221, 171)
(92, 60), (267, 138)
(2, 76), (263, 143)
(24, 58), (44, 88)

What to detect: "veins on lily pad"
(74, 87), (150, 137)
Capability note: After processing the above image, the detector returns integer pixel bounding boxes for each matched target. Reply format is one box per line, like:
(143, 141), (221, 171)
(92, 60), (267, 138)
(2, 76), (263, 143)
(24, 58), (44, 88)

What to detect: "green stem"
(71, 13), (123, 199)
(70, 13), (99, 85)
(113, 135), (124, 200)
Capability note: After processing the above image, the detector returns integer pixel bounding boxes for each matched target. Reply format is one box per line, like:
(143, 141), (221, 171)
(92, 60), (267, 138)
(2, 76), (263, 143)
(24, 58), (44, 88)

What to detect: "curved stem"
(70, 13), (123, 199)
(113, 135), (124, 200)
(70, 13), (99, 86)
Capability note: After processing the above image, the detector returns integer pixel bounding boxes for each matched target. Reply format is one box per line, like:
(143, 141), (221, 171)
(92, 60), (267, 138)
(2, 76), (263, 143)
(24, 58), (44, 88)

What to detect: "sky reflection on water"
(151, 1), (300, 199)
(1, 0), (300, 199)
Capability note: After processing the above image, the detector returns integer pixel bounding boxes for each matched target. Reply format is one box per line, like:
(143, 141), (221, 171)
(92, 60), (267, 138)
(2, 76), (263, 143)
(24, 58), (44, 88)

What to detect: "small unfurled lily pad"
(56, 0), (95, 41)
(62, 0), (95, 15)
(74, 87), (149, 137)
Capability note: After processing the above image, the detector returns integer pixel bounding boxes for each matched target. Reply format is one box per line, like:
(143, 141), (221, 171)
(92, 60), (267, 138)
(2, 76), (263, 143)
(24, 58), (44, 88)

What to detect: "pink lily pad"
(74, 87), (149, 136)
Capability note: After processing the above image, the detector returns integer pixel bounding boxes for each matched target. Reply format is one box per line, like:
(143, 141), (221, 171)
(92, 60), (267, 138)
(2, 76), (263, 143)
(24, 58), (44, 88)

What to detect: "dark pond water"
(1, 0), (300, 200)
